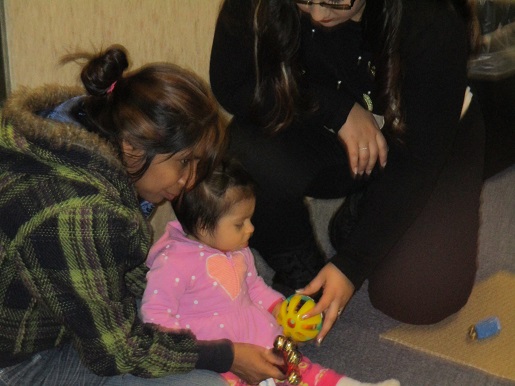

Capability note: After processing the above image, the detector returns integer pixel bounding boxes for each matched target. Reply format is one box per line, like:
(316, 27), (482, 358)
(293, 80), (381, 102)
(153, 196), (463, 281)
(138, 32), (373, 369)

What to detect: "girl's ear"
(191, 225), (211, 246)
(196, 225), (209, 238)
(121, 140), (145, 170)
(121, 140), (143, 157)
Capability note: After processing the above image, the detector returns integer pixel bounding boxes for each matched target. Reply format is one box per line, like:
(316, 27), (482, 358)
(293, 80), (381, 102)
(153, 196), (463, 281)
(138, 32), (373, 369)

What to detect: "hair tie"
(107, 81), (117, 94)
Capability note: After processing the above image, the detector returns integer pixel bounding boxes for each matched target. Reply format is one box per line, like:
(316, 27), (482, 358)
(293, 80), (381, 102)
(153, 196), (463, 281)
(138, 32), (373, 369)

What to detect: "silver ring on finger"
(359, 146), (368, 151)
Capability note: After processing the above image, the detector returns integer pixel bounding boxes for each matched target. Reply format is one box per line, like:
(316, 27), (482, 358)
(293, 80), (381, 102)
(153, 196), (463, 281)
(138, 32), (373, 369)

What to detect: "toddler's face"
(199, 197), (256, 252)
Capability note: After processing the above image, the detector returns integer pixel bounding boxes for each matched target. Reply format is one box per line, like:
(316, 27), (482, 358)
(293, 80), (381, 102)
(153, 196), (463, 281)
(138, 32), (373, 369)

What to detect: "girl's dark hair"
(173, 156), (256, 238)
(62, 44), (226, 182)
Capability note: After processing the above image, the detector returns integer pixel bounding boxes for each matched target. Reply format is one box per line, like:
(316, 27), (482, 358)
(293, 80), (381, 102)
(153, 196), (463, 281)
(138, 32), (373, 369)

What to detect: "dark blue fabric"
(41, 96), (154, 218)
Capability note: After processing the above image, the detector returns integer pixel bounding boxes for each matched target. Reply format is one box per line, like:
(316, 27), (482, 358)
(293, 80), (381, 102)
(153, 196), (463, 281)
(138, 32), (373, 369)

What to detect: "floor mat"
(380, 271), (515, 382)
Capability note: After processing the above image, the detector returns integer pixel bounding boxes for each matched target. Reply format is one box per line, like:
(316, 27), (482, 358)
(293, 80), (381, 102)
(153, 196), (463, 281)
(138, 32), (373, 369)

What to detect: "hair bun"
(81, 44), (129, 96)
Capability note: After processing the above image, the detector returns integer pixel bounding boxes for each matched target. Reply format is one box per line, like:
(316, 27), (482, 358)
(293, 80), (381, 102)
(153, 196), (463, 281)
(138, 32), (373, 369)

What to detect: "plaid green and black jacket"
(0, 86), (232, 377)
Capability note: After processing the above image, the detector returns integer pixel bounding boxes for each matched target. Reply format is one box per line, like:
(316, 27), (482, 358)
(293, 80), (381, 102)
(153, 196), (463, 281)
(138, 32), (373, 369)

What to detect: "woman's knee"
(367, 260), (476, 325)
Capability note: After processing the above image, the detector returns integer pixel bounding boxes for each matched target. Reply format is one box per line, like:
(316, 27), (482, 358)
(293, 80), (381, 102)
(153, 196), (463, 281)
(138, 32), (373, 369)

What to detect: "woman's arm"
(302, 3), (472, 336)
(332, 3), (471, 286)
(26, 201), (233, 377)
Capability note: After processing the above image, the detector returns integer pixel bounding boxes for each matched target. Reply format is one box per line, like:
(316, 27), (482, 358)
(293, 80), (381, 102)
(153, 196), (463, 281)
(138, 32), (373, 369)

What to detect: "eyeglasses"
(294, 0), (356, 11)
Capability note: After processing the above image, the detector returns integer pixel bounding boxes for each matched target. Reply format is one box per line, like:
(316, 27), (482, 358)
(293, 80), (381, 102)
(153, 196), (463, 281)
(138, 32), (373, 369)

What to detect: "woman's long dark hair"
(250, 0), (303, 135)
(364, 0), (480, 135)
(248, 0), (480, 135)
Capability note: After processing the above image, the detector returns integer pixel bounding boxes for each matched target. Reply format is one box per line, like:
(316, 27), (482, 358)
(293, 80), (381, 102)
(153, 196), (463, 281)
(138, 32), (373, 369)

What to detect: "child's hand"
(271, 302), (282, 319)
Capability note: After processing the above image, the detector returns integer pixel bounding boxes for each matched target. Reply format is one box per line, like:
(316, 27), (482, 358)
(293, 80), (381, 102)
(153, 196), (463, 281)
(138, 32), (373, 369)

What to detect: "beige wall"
(3, 0), (225, 239)
(4, 0), (223, 91)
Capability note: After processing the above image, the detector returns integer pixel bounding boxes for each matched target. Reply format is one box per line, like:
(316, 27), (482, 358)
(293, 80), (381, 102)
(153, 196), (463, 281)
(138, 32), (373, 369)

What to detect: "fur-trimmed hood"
(1, 84), (122, 170)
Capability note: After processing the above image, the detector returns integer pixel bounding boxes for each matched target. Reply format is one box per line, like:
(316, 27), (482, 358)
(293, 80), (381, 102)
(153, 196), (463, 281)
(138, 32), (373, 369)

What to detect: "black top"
(210, 0), (473, 288)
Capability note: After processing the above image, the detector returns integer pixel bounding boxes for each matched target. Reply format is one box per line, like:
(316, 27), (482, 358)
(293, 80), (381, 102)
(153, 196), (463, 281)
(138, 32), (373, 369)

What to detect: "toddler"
(141, 157), (399, 386)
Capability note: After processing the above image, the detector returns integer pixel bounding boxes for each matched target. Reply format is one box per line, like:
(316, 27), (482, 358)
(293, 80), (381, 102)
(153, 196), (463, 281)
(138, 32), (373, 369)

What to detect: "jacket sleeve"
(245, 249), (284, 311)
(330, 4), (471, 288)
(23, 201), (233, 377)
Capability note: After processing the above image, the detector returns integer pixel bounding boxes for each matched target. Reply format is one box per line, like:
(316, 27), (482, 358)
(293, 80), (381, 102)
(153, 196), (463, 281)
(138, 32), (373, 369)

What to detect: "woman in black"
(210, 0), (484, 341)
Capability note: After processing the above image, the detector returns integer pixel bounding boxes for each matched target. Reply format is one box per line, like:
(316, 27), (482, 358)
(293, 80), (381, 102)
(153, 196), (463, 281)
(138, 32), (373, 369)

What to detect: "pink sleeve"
(141, 245), (188, 329)
(244, 248), (284, 311)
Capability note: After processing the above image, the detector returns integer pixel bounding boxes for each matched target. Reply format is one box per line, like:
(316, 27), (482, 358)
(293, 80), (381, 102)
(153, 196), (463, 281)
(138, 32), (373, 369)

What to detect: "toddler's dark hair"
(173, 156), (256, 238)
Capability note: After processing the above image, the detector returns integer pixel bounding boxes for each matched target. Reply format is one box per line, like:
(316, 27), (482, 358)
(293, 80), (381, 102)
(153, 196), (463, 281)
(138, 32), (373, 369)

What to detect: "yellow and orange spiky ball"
(276, 294), (322, 342)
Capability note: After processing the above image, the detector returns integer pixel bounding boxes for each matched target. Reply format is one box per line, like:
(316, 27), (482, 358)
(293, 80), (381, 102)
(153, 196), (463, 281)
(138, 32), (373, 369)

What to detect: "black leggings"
(228, 121), (357, 258)
(368, 101), (484, 324)
(229, 101), (484, 324)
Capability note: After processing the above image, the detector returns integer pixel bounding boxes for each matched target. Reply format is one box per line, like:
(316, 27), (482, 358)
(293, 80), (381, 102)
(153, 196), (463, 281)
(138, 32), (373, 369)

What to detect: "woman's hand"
(338, 103), (388, 176)
(230, 342), (286, 384)
(295, 263), (355, 344)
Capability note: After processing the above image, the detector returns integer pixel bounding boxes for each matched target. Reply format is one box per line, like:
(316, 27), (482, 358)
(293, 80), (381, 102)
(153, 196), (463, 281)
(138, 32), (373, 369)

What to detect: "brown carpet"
(381, 271), (515, 382)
